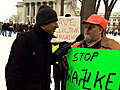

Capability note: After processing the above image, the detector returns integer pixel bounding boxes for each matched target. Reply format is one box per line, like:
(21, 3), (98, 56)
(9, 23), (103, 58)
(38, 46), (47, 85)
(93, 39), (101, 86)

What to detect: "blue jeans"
(2, 30), (7, 36)
(8, 31), (12, 37)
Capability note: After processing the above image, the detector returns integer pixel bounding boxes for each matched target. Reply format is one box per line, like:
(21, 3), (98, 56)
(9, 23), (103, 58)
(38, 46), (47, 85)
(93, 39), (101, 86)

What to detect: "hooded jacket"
(5, 25), (56, 90)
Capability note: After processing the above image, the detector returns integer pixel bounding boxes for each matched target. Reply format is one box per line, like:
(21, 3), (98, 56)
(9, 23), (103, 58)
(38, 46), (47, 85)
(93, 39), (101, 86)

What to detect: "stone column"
(26, 3), (30, 24)
(31, 3), (34, 24)
(24, 3), (26, 24)
(53, 1), (55, 10)
(29, 3), (32, 24)
(37, 2), (41, 11)
(35, 2), (38, 23)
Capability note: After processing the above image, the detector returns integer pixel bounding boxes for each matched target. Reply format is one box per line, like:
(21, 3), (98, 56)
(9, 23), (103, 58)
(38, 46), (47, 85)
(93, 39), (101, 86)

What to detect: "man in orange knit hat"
(73, 14), (120, 49)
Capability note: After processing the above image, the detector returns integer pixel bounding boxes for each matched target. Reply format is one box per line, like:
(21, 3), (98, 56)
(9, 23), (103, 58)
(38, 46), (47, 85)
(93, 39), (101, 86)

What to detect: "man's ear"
(99, 28), (104, 34)
(41, 25), (46, 27)
(40, 25), (46, 30)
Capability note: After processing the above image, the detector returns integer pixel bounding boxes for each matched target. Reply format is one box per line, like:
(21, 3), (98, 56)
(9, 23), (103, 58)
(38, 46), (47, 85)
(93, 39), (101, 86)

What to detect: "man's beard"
(84, 33), (96, 43)
(84, 36), (92, 43)
(84, 33), (100, 43)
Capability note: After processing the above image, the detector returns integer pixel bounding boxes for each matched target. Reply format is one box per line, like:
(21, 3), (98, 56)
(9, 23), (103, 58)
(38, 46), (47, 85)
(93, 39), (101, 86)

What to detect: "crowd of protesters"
(106, 30), (120, 36)
(0, 22), (34, 37)
(1, 22), (120, 38)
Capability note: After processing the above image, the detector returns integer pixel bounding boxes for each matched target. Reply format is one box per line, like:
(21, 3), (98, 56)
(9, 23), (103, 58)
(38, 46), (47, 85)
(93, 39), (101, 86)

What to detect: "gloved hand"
(54, 41), (71, 60)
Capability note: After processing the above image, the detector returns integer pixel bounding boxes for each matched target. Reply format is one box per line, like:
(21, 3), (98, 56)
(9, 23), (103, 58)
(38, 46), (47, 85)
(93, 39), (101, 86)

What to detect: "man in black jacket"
(5, 5), (69, 90)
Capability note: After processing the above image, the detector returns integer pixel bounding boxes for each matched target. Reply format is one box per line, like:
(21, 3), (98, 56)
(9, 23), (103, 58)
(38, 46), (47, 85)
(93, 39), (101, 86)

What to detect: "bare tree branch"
(80, 0), (118, 34)
(103, 0), (118, 19)
(109, 0), (114, 9)
(95, 0), (101, 14)
(103, 0), (109, 20)
(109, 0), (117, 14)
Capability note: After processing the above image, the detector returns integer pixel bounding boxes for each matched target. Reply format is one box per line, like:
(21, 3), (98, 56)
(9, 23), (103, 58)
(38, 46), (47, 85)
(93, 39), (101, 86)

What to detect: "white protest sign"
(51, 16), (80, 42)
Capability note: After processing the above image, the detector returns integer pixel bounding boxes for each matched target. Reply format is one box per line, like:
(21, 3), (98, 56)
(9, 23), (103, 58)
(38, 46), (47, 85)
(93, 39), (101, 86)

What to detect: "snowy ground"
(0, 32), (120, 90)
(0, 32), (16, 90)
(106, 34), (120, 44)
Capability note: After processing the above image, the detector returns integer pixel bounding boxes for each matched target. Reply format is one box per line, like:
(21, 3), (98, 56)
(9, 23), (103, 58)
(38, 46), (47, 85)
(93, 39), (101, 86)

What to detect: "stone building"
(99, 13), (120, 32)
(16, 0), (79, 24)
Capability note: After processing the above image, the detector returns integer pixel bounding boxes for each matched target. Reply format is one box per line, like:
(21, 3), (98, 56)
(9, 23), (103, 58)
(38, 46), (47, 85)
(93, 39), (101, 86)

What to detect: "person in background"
(13, 23), (17, 34)
(65, 13), (71, 17)
(29, 24), (33, 31)
(16, 24), (24, 37)
(8, 22), (13, 37)
(72, 14), (120, 50)
(2, 23), (7, 37)
(5, 5), (70, 90)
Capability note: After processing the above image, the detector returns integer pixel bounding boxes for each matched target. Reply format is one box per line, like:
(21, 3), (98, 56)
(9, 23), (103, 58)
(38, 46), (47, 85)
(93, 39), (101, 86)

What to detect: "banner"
(51, 16), (80, 42)
(66, 48), (120, 90)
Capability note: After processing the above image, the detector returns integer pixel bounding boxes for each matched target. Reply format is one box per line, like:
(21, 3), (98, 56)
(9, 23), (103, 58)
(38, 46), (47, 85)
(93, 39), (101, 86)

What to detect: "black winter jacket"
(5, 26), (56, 90)
(2, 23), (8, 30)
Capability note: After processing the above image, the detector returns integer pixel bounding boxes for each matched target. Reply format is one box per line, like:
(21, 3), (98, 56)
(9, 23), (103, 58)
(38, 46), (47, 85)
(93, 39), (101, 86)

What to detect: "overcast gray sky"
(0, 0), (120, 22)
(0, 0), (23, 22)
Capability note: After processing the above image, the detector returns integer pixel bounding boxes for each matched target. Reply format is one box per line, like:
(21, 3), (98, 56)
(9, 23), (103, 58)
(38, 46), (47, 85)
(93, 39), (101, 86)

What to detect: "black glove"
(54, 41), (71, 60)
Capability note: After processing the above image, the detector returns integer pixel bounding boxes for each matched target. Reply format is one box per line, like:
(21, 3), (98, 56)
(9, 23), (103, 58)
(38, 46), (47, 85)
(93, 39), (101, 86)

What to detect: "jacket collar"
(33, 25), (56, 41)
(79, 35), (112, 49)
(100, 35), (112, 49)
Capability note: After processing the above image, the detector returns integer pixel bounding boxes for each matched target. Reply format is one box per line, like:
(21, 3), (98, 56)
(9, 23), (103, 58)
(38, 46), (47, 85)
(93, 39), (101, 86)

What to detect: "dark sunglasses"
(84, 25), (95, 30)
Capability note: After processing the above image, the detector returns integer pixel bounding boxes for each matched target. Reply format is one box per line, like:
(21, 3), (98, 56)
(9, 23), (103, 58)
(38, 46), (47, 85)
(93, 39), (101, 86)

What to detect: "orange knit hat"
(81, 14), (108, 30)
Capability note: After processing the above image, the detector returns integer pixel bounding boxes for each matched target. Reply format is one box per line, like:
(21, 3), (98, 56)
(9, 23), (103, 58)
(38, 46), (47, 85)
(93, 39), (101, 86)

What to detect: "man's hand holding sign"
(66, 14), (120, 90)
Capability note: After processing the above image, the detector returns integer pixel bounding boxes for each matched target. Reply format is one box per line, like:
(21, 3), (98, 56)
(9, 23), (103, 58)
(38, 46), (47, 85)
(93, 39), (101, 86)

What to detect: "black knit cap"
(36, 5), (58, 26)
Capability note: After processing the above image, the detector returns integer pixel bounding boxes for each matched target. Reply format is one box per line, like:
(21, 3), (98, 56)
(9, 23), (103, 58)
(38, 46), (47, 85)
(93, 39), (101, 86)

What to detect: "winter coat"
(8, 24), (13, 31)
(18, 24), (24, 33)
(2, 23), (7, 30)
(72, 35), (120, 50)
(5, 26), (56, 90)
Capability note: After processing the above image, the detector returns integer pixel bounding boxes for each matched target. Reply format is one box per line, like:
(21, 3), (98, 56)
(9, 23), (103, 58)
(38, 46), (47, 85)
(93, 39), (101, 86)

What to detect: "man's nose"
(55, 23), (59, 28)
(85, 28), (89, 32)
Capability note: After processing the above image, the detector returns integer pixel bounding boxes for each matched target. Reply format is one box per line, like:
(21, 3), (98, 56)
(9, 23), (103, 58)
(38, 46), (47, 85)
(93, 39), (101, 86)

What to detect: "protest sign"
(51, 16), (80, 42)
(66, 48), (120, 90)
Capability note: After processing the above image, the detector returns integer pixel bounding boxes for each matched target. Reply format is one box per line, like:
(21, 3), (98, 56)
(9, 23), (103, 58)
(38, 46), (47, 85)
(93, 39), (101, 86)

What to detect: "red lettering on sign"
(70, 18), (76, 26)
(55, 28), (79, 33)
(57, 18), (76, 26)
(55, 34), (77, 40)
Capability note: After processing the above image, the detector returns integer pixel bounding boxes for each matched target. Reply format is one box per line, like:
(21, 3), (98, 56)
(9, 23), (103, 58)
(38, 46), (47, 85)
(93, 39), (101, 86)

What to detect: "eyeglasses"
(53, 21), (59, 28)
(84, 25), (95, 30)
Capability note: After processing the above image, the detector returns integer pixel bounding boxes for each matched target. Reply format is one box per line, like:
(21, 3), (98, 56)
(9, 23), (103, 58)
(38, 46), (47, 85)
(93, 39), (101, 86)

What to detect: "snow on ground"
(0, 32), (16, 90)
(0, 33), (120, 90)
(106, 34), (120, 44)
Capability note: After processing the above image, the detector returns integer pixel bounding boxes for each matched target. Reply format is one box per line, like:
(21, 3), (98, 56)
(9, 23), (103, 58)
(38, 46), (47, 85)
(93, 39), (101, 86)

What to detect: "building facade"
(99, 13), (120, 32)
(16, 0), (78, 24)
(16, 0), (120, 32)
